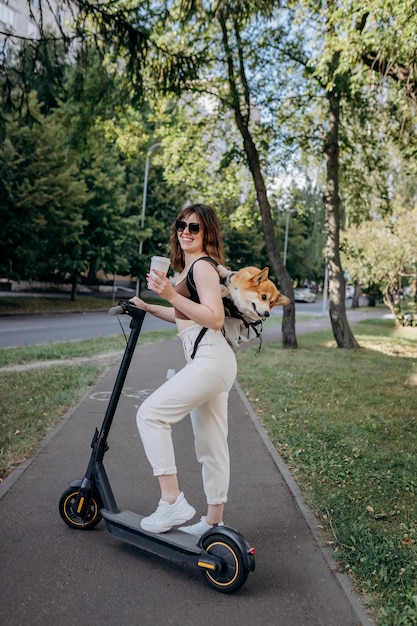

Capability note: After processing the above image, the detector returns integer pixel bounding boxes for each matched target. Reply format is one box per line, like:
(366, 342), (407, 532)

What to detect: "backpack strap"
(186, 256), (218, 303)
(186, 257), (217, 359)
(190, 327), (208, 359)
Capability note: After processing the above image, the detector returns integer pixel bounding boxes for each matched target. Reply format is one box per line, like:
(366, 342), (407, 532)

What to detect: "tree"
(352, 2), (417, 102)
(270, 0), (362, 346)
(341, 206), (417, 325)
(214, 6), (297, 348)
(322, 51), (360, 348)
(0, 38), (191, 294)
(272, 184), (326, 286)
(0, 99), (89, 287)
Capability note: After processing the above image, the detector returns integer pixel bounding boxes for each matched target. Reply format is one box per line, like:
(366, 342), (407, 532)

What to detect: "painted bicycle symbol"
(89, 388), (153, 402)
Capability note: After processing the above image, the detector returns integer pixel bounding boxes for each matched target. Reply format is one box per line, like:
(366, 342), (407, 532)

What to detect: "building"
(0, 0), (75, 58)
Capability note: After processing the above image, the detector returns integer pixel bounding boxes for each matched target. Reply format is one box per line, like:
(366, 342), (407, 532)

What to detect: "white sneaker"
(141, 492), (196, 533)
(179, 516), (224, 536)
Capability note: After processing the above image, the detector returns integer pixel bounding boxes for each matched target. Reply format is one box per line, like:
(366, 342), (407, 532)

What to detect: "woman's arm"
(147, 263), (224, 330)
(129, 296), (176, 324)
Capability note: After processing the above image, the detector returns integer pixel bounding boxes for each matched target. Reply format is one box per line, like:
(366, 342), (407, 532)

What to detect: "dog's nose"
(263, 311), (270, 318)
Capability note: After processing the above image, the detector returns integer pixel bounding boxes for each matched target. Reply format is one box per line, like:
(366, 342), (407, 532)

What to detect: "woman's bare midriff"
(175, 318), (198, 332)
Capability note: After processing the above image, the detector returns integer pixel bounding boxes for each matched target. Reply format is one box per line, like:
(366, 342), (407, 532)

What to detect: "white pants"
(136, 325), (237, 505)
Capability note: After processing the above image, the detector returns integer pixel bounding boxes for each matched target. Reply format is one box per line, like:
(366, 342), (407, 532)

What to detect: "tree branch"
(361, 52), (417, 102)
(355, 11), (417, 101)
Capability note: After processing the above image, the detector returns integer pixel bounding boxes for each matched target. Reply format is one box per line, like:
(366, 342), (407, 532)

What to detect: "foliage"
(2, 0), (417, 323)
(330, 0), (417, 103)
(272, 183), (326, 285)
(0, 27), (69, 115)
(0, 44), (190, 290)
(77, 132), (129, 280)
(152, 98), (251, 210)
(341, 206), (417, 325)
(0, 99), (89, 282)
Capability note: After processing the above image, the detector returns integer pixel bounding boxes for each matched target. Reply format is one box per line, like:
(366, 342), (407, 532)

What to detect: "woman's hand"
(146, 270), (175, 300)
(129, 296), (148, 310)
(129, 291), (176, 324)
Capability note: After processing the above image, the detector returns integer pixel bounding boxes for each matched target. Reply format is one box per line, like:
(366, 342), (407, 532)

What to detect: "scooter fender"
(198, 525), (256, 572)
(70, 477), (95, 518)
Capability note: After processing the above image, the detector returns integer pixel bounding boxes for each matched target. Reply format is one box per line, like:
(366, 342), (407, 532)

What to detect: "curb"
(234, 380), (375, 626)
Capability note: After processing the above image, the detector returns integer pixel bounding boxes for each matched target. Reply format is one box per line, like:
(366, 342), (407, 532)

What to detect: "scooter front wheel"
(201, 533), (249, 593)
(59, 486), (102, 530)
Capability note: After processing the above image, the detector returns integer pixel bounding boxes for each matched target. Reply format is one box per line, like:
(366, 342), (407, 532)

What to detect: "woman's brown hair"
(169, 204), (225, 271)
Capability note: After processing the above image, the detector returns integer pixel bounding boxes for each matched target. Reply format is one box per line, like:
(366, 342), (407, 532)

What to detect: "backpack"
(186, 257), (263, 358)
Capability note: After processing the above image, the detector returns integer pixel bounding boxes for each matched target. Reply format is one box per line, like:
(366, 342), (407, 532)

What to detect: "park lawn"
(0, 294), (170, 315)
(237, 319), (417, 626)
(0, 295), (110, 314)
(0, 364), (103, 481)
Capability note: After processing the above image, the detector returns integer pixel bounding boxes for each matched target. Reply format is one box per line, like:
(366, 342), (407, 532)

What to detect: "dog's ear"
(273, 293), (290, 307)
(253, 267), (270, 284)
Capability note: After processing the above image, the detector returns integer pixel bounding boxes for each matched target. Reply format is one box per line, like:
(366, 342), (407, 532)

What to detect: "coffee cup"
(150, 256), (170, 276)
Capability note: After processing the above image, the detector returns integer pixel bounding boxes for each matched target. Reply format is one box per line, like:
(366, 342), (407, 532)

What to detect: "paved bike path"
(0, 313), (377, 625)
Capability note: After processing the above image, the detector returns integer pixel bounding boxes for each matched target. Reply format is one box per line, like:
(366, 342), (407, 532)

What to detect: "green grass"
(0, 293), (167, 315)
(237, 319), (417, 626)
(0, 295), (110, 314)
(0, 365), (102, 480)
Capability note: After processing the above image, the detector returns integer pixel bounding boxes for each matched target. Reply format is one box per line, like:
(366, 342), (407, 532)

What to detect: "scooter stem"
(74, 303), (146, 517)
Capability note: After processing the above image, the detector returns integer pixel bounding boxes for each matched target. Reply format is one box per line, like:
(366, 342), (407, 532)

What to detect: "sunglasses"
(175, 220), (201, 235)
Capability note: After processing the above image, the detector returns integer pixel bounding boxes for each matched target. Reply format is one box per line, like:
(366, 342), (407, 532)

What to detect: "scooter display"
(59, 301), (255, 593)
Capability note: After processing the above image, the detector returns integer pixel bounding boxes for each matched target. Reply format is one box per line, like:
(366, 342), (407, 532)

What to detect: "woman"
(129, 203), (237, 535)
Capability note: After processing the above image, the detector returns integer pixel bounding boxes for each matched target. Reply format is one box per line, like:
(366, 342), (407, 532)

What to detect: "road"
(0, 308), (176, 348)
(0, 297), (359, 348)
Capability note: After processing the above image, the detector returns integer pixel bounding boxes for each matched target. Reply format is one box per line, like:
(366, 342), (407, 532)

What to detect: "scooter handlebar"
(108, 300), (146, 321)
(108, 304), (125, 316)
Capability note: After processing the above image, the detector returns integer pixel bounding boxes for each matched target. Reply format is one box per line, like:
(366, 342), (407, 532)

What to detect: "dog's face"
(218, 265), (290, 322)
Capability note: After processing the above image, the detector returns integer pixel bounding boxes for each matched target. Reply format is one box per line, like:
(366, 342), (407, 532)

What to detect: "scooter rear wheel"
(59, 486), (102, 530)
(201, 533), (249, 593)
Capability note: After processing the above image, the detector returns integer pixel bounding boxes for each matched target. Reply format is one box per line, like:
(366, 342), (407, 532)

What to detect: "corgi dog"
(217, 264), (290, 322)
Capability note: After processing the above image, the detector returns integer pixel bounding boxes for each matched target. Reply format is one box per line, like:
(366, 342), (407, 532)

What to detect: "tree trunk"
(70, 277), (77, 302)
(87, 258), (97, 285)
(324, 90), (360, 348)
(351, 280), (361, 309)
(240, 124), (297, 349)
(217, 12), (297, 348)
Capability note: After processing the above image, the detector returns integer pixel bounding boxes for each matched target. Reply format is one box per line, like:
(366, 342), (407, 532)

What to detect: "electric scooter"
(59, 301), (255, 593)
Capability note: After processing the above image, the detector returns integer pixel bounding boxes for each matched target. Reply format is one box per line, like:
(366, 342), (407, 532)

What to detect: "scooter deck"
(101, 509), (203, 560)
